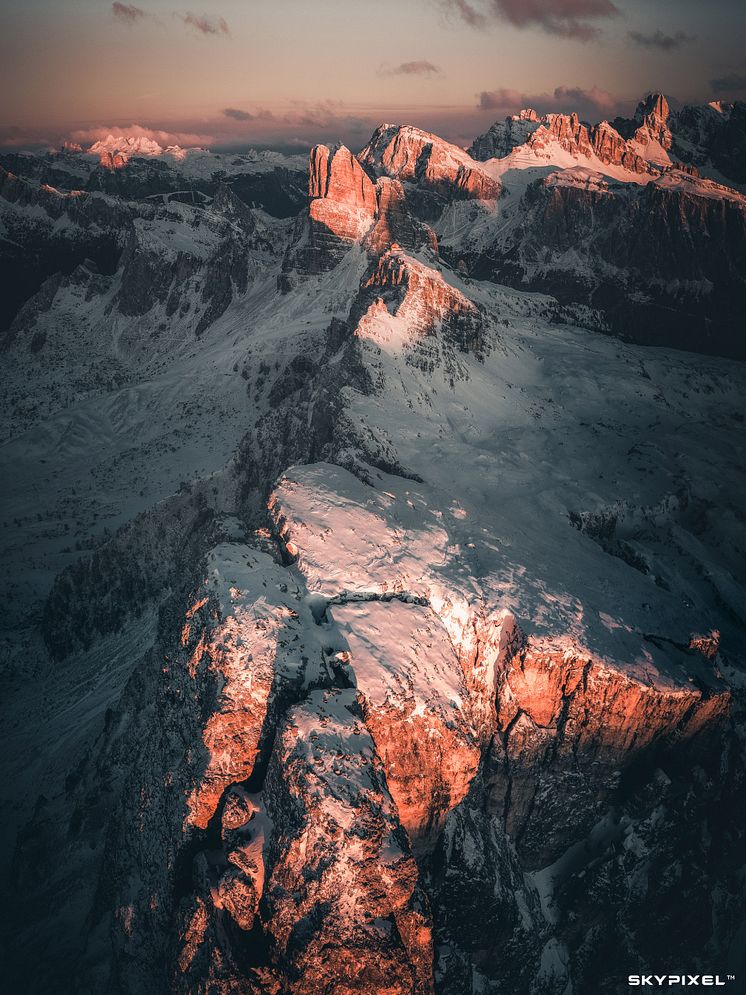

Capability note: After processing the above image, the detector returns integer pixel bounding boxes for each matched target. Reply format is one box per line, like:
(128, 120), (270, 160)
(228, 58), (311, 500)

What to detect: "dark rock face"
(0, 167), (125, 334)
(0, 167), (274, 345)
(460, 170), (746, 357)
(469, 108), (543, 160)
(365, 177), (439, 256)
(612, 93), (746, 185)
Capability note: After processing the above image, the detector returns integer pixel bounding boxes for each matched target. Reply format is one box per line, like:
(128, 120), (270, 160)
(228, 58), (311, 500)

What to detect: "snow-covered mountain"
(1, 93), (745, 995)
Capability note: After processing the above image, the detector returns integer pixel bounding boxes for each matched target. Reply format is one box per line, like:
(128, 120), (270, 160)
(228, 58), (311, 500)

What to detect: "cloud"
(711, 72), (746, 93)
(444, 0), (618, 40)
(112, 2), (147, 23)
(178, 12), (230, 36)
(628, 29), (695, 51)
(67, 123), (215, 149)
(478, 83), (622, 120)
(552, 84), (618, 114)
(223, 107), (254, 121)
(216, 101), (371, 140)
(381, 60), (442, 77)
(444, 0), (487, 27)
(477, 87), (526, 110)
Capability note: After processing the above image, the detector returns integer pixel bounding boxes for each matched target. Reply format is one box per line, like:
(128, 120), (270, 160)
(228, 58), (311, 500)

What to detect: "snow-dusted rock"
(359, 124), (501, 203)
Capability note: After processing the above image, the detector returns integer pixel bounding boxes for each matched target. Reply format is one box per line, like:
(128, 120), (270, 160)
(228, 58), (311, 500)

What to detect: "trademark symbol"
(727, 976), (735, 982)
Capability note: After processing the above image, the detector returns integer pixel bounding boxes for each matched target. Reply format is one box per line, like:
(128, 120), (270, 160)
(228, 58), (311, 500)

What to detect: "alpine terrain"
(1, 92), (745, 995)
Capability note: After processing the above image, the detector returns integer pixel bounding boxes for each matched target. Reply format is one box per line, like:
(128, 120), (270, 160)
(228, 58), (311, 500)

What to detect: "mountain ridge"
(1, 87), (745, 995)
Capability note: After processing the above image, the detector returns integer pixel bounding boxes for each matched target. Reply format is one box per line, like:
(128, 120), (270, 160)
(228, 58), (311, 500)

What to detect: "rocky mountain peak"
(525, 112), (652, 173)
(87, 134), (189, 169)
(635, 91), (671, 127)
(308, 143), (376, 211)
(360, 124), (500, 201)
(284, 141), (438, 278)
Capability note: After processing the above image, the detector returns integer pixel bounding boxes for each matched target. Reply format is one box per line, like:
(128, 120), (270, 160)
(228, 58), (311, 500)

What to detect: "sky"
(1, 0), (745, 152)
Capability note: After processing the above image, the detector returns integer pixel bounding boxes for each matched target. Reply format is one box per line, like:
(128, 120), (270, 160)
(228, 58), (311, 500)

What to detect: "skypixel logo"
(628, 977), (736, 987)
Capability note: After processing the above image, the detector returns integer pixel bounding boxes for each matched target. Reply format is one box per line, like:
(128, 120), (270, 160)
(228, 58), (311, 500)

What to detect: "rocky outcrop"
(359, 248), (485, 359)
(469, 108), (543, 160)
(308, 144), (377, 240)
(459, 165), (746, 357)
(611, 92), (746, 183)
(359, 125), (500, 204)
(331, 600), (480, 850)
(283, 144), (437, 278)
(0, 168), (126, 335)
(262, 461), (739, 993)
(484, 617), (731, 866)
(527, 113), (653, 174)
(281, 143), (377, 276)
(261, 688), (435, 995)
(631, 92), (673, 152)
(672, 100), (746, 184)
(365, 176), (438, 255)
(115, 189), (260, 334)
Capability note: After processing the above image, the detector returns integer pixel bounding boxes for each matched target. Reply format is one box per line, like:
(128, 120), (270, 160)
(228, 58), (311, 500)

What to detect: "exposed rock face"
(0, 167), (126, 334)
(262, 461), (739, 994)
(361, 247), (483, 347)
(262, 688), (435, 995)
(0, 167), (270, 369)
(672, 100), (746, 183)
(470, 92), (746, 187)
(610, 92), (746, 183)
(308, 143), (377, 242)
(526, 113), (652, 174)
(283, 144), (437, 278)
(282, 143), (377, 276)
(359, 124), (500, 203)
(469, 108), (543, 160)
(460, 166), (746, 356)
(331, 600), (480, 849)
(309, 143), (377, 211)
(631, 92), (673, 152)
(115, 187), (257, 335)
(365, 176), (438, 255)
(98, 149), (127, 170)
(486, 619), (731, 866)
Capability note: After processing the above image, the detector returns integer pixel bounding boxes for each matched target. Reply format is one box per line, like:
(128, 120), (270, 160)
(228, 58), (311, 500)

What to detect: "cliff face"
(525, 113), (653, 174)
(60, 463), (732, 994)
(359, 124), (501, 203)
(468, 108), (543, 160)
(306, 143), (377, 249)
(610, 92), (746, 183)
(487, 620), (731, 866)
(458, 167), (746, 357)
(470, 110), (652, 174)
(283, 142), (437, 278)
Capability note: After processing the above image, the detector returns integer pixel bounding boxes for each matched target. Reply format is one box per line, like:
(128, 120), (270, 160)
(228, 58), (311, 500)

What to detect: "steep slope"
(2, 120), (745, 995)
(359, 124), (500, 216)
(439, 165), (746, 356)
(613, 93), (746, 185)
(282, 141), (436, 278)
